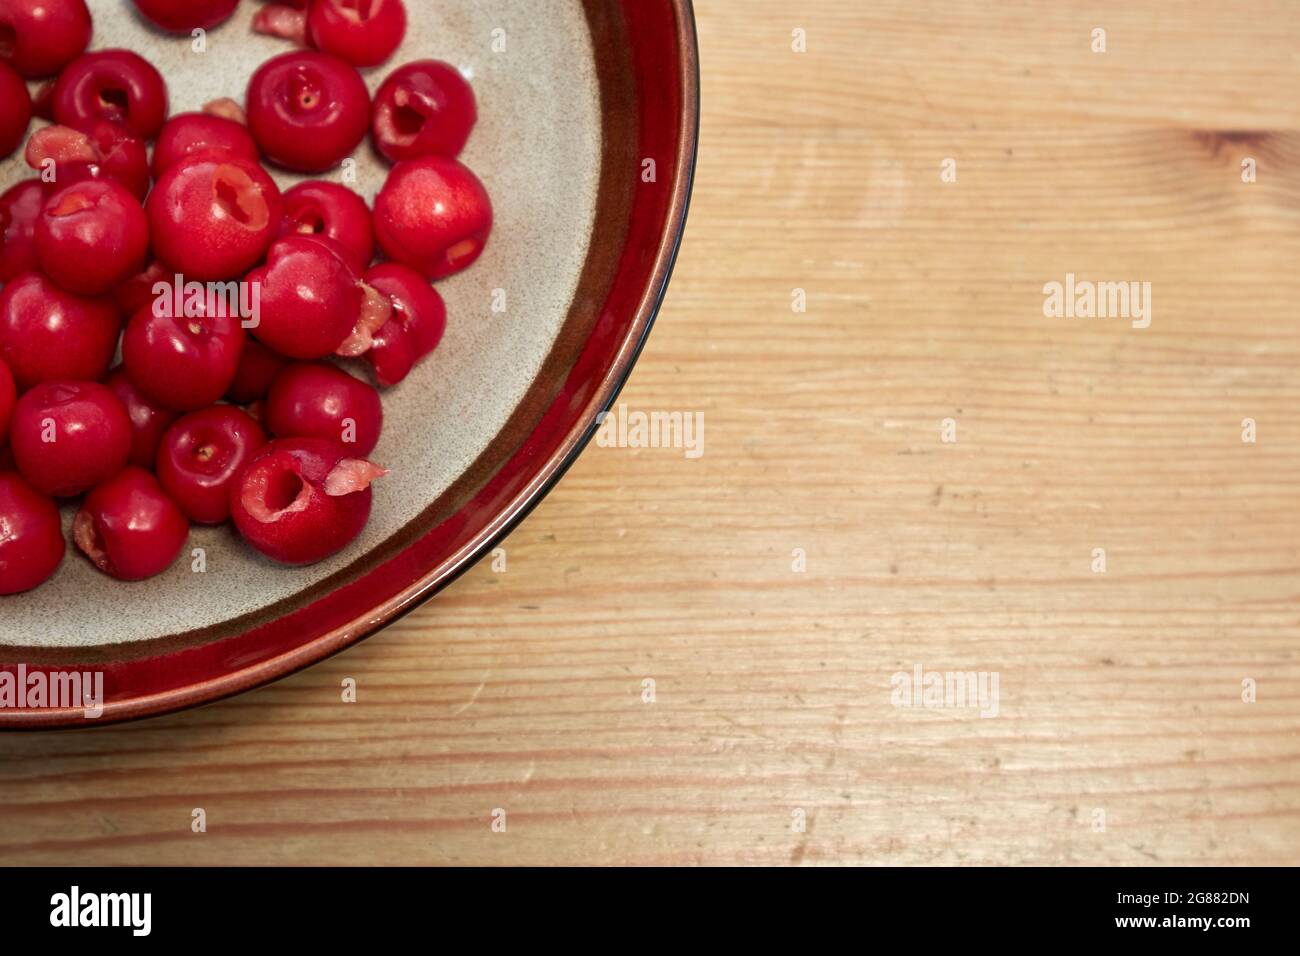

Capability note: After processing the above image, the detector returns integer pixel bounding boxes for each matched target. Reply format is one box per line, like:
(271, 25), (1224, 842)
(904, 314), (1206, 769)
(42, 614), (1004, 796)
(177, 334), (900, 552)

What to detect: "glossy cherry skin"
(246, 51), (371, 172)
(0, 273), (120, 391)
(362, 263), (445, 386)
(372, 60), (475, 163)
(374, 156), (492, 279)
(246, 236), (362, 359)
(226, 338), (289, 404)
(157, 404), (266, 524)
(230, 437), (384, 565)
(0, 357), (14, 446)
(0, 60), (32, 158)
(308, 0), (406, 68)
(131, 0), (241, 33)
(9, 380), (132, 497)
(105, 367), (178, 469)
(0, 0), (91, 78)
(112, 258), (170, 316)
(26, 122), (151, 201)
(278, 180), (373, 274)
(151, 111), (260, 179)
(74, 466), (188, 581)
(147, 155), (282, 281)
(35, 179), (150, 296)
(122, 300), (247, 412)
(53, 50), (169, 140)
(0, 471), (64, 594)
(0, 179), (44, 281)
(265, 361), (382, 455)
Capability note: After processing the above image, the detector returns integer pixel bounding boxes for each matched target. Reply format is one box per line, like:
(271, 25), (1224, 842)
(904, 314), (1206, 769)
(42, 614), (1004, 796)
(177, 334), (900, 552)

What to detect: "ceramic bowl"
(0, 0), (698, 727)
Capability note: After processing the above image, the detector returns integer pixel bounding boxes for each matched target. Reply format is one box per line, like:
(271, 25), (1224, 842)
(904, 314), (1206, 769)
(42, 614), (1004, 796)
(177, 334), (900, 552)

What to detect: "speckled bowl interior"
(0, 0), (603, 649)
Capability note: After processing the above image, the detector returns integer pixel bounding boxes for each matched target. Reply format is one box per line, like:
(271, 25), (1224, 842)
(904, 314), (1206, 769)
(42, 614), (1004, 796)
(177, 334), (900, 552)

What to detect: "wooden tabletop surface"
(3, 0), (1300, 866)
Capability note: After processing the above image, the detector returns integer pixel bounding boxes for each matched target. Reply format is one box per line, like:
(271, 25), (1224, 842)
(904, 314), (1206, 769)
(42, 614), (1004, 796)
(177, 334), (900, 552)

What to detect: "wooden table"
(3, 0), (1299, 866)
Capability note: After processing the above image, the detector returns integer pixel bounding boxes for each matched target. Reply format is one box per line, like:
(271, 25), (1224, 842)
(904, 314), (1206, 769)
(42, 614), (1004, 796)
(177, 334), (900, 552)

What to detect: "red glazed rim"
(0, 0), (700, 729)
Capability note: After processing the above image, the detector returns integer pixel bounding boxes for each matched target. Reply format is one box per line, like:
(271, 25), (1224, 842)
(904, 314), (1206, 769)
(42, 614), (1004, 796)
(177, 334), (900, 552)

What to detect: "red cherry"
(151, 111), (260, 179)
(279, 180), (374, 274)
(9, 380), (132, 497)
(362, 263), (445, 386)
(265, 361), (382, 455)
(246, 236), (362, 359)
(230, 437), (384, 565)
(246, 51), (371, 172)
(112, 258), (170, 316)
(74, 466), (188, 581)
(157, 404), (266, 524)
(0, 60), (32, 157)
(105, 366), (179, 469)
(147, 155), (282, 281)
(0, 273), (120, 391)
(35, 180), (150, 296)
(372, 60), (476, 163)
(0, 356), (14, 445)
(0, 471), (65, 594)
(122, 298), (246, 412)
(131, 0), (241, 33)
(0, 179), (44, 282)
(308, 0), (407, 69)
(52, 50), (170, 140)
(25, 123), (151, 201)
(226, 338), (289, 404)
(374, 156), (492, 279)
(0, 0), (91, 78)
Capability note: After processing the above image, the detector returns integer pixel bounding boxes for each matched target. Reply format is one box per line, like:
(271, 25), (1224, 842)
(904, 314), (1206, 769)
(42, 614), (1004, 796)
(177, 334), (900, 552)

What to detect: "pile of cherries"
(0, 0), (490, 594)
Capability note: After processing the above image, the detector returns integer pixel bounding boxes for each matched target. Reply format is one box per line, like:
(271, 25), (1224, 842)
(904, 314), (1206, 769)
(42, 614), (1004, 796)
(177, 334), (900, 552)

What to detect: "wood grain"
(3, 0), (1300, 866)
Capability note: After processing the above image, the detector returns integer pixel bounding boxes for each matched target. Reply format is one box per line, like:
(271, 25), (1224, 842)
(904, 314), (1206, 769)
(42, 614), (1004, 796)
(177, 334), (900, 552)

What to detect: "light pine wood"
(3, 0), (1300, 866)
